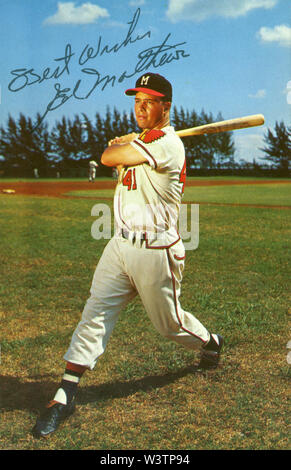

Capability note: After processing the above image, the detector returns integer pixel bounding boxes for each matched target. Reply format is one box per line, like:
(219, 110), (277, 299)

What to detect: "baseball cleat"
(32, 399), (76, 438)
(197, 334), (224, 370)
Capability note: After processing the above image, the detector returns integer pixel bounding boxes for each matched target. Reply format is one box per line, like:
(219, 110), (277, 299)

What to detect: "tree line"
(0, 107), (290, 177)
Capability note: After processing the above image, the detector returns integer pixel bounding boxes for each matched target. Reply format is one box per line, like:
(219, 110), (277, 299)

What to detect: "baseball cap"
(125, 73), (172, 101)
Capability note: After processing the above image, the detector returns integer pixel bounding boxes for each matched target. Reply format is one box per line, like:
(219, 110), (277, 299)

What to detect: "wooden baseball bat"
(176, 114), (264, 137)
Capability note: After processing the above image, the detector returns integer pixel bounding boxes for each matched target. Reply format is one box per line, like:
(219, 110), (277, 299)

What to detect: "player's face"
(134, 92), (166, 129)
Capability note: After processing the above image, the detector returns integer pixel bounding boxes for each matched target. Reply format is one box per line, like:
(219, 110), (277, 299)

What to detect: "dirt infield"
(0, 178), (290, 197)
(0, 179), (290, 209)
(0, 180), (116, 198)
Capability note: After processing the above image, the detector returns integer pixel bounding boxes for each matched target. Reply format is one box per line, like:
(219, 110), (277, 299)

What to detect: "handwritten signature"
(8, 9), (190, 128)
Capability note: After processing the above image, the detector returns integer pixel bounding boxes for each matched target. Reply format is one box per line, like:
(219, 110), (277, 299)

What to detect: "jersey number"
(179, 160), (186, 193)
(122, 169), (137, 191)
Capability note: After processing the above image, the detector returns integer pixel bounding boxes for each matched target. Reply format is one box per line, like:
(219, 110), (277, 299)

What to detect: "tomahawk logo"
(141, 75), (150, 85)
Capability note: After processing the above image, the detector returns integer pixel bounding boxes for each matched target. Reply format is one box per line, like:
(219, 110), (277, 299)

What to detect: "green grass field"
(0, 180), (290, 450)
(184, 183), (291, 206)
(66, 182), (291, 206)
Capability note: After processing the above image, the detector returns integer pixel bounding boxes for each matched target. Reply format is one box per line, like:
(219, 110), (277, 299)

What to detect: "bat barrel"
(176, 114), (265, 137)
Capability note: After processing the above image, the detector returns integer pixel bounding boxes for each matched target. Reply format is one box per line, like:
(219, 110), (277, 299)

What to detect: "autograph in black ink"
(8, 9), (190, 129)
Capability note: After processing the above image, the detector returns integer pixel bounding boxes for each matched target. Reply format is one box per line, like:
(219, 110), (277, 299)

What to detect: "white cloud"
(257, 24), (291, 47)
(166, 0), (278, 23)
(248, 89), (266, 99)
(44, 2), (109, 25)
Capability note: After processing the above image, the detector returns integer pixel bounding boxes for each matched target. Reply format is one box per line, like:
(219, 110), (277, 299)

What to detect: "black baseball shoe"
(197, 334), (224, 370)
(32, 399), (76, 438)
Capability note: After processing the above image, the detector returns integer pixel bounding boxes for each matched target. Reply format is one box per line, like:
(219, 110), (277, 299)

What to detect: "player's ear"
(163, 101), (171, 113)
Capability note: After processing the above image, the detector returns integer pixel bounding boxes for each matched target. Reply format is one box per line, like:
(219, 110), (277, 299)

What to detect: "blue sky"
(0, 0), (290, 163)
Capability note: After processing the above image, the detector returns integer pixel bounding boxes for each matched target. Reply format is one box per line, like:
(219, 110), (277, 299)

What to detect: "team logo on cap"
(140, 75), (150, 86)
(139, 129), (165, 143)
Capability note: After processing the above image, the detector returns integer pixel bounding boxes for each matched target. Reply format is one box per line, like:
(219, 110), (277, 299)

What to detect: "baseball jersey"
(114, 126), (186, 248)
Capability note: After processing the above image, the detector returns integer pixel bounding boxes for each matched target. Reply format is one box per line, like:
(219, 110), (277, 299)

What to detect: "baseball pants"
(64, 236), (210, 369)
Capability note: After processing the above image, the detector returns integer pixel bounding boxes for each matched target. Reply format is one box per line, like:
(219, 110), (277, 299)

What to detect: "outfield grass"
(183, 183), (291, 206)
(0, 189), (290, 450)
(66, 189), (115, 199)
(66, 182), (291, 207)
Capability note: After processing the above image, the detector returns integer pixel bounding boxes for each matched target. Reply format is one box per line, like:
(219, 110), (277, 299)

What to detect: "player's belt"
(121, 229), (147, 244)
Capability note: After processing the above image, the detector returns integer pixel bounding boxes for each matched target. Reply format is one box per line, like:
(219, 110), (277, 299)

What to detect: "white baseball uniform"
(89, 160), (98, 182)
(64, 126), (210, 370)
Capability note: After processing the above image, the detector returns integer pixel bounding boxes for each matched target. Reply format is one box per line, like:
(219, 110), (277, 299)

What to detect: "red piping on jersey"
(144, 232), (181, 250)
(166, 248), (207, 345)
(174, 254), (186, 261)
(133, 140), (158, 169)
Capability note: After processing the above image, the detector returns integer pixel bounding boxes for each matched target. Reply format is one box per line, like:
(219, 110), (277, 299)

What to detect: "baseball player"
(112, 167), (118, 179)
(88, 160), (98, 182)
(32, 73), (224, 438)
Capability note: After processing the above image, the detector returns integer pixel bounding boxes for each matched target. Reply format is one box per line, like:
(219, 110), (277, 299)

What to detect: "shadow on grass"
(78, 364), (199, 405)
(0, 365), (199, 413)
